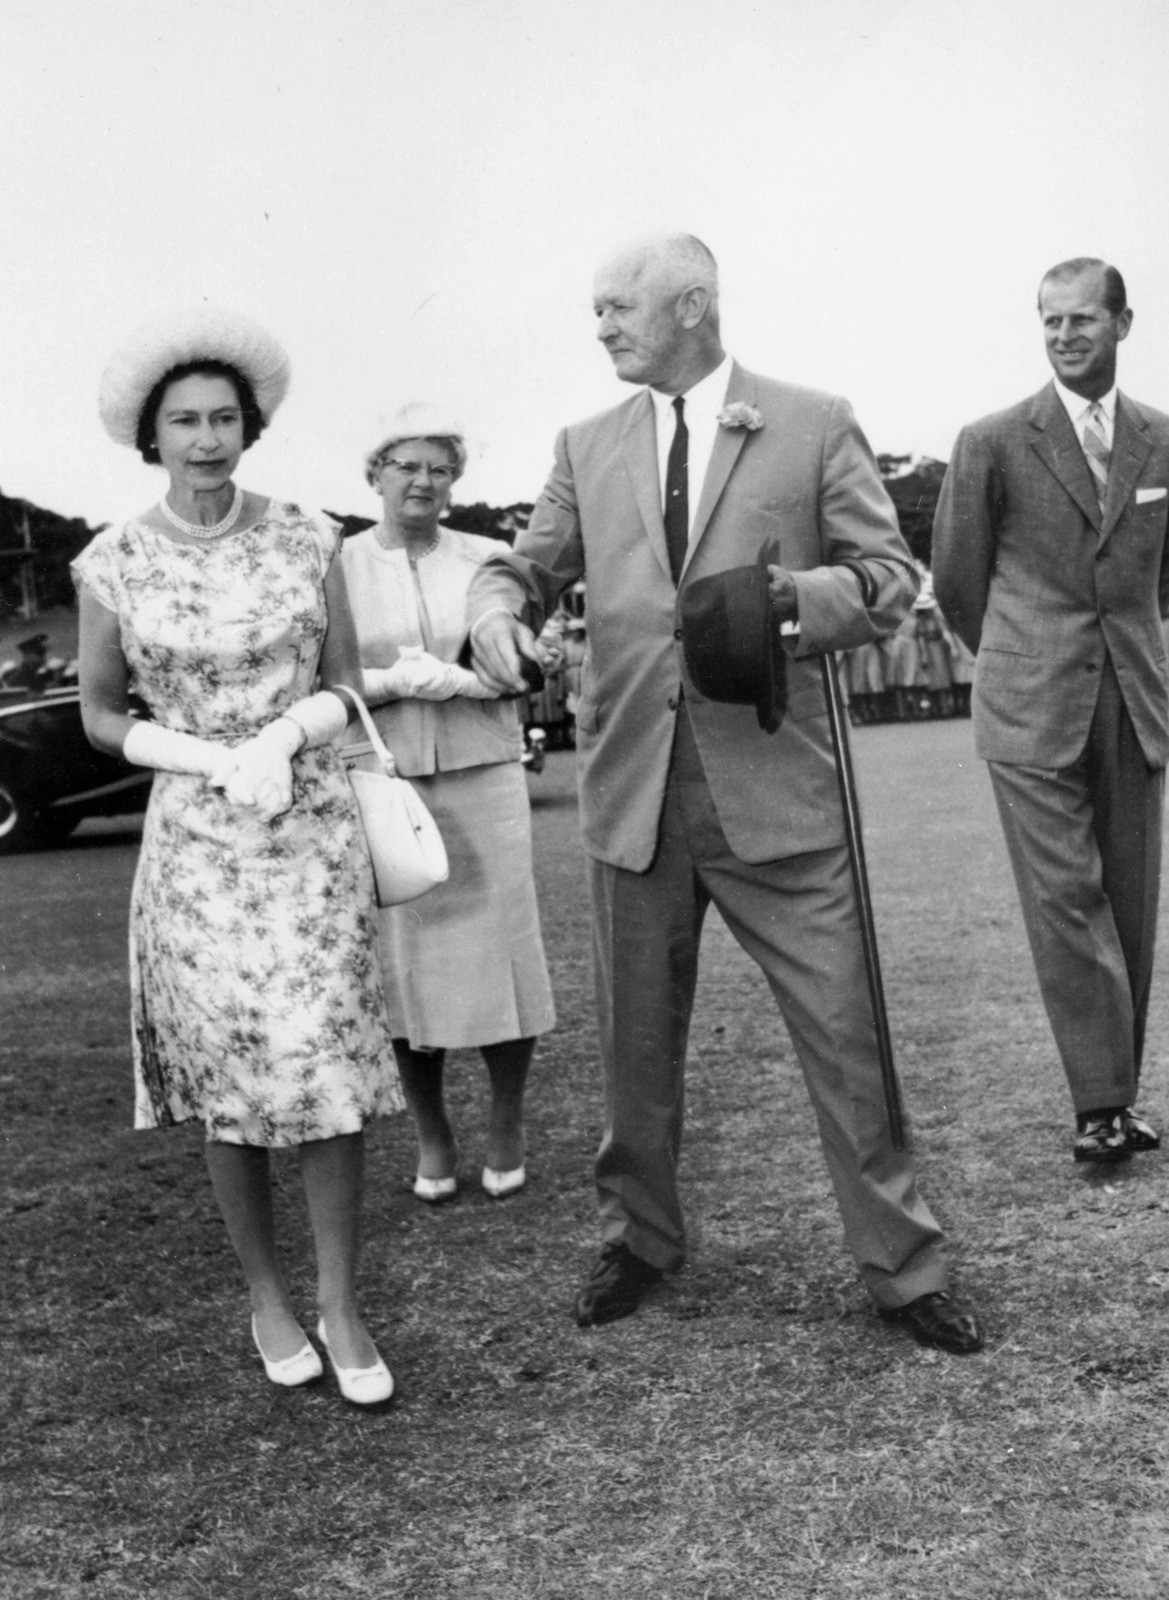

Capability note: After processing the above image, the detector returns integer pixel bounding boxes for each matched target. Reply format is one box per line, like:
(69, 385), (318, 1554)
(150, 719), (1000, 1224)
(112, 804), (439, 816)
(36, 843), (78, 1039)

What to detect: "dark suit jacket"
(933, 383), (1169, 769)
(467, 362), (917, 870)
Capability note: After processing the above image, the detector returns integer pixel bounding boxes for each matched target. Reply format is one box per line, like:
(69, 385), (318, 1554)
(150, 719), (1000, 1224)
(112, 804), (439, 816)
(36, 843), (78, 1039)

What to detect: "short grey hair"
(647, 233), (719, 296)
(615, 233), (720, 326)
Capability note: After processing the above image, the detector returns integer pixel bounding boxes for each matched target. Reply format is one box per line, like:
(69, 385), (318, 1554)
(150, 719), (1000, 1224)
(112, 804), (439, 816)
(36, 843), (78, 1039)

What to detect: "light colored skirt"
(377, 760), (556, 1051)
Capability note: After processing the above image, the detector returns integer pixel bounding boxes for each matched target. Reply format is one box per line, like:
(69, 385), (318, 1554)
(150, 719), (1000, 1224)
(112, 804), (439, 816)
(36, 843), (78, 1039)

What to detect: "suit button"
(673, 627), (682, 640)
(1086, 662), (1098, 673)
(667, 696), (678, 711)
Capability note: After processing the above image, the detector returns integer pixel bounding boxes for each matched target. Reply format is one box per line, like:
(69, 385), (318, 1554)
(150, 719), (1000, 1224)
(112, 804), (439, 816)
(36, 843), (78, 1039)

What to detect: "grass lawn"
(2, 721), (1168, 1599)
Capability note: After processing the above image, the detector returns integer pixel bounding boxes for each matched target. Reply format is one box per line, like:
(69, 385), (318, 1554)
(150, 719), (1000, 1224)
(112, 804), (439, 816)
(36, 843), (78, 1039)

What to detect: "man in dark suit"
(468, 234), (982, 1353)
(933, 257), (1169, 1164)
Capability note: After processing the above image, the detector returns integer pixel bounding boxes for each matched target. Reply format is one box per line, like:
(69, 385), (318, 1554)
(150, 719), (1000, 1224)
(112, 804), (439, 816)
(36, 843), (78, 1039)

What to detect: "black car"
(0, 687), (151, 852)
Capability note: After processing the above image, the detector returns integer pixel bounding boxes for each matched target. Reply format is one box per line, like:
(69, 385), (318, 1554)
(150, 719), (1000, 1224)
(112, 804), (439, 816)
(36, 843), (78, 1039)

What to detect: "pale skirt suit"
(341, 526), (555, 1051)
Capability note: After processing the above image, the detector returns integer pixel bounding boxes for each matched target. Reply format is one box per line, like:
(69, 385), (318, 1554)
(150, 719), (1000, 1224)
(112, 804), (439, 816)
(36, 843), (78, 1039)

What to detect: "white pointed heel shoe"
(413, 1173), (458, 1204)
(251, 1316), (323, 1387)
(482, 1164), (526, 1199)
(317, 1318), (395, 1407)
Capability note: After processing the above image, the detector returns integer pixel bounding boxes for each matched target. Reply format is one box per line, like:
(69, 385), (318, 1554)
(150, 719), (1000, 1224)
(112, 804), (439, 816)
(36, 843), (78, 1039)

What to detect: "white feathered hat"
(99, 305), (291, 449)
(364, 402), (468, 486)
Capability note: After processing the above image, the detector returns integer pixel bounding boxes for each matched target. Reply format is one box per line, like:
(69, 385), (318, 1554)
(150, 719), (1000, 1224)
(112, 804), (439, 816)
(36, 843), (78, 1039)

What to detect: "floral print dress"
(72, 504), (401, 1146)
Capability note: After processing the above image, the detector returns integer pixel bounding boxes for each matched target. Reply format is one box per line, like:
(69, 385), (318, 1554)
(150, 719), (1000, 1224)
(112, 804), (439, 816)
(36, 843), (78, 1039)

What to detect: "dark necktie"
(664, 395), (689, 584)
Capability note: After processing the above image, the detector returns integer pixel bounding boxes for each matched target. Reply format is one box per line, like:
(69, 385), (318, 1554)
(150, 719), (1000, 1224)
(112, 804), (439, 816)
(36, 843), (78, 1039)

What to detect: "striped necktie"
(1082, 402), (1110, 513)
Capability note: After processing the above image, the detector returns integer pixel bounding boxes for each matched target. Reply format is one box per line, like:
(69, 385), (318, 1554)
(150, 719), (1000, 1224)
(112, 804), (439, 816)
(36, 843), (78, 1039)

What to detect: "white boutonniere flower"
(716, 402), (763, 431)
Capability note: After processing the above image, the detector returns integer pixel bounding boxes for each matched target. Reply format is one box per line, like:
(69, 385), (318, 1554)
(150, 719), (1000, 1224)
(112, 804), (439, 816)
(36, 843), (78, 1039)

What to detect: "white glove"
(219, 694), (348, 820)
(122, 721), (235, 786)
(221, 717), (302, 821)
(280, 690), (348, 747)
(450, 665), (499, 700)
(362, 648), (458, 703)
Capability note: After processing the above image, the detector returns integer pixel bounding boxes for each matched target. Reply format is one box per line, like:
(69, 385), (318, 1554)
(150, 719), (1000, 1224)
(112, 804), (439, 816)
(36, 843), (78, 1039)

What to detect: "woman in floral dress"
(74, 308), (398, 1405)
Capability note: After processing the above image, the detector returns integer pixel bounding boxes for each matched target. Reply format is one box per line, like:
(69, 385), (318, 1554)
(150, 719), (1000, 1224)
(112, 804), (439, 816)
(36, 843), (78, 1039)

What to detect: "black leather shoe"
(574, 1242), (662, 1328)
(1074, 1110), (1130, 1164)
(1124, 1108), (1161, 1152)
(880, 1291), (985, 1354)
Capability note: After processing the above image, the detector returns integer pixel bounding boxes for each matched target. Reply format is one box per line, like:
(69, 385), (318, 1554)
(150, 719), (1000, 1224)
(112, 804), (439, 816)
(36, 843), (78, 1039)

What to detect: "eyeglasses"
(381, 457), (455, 483)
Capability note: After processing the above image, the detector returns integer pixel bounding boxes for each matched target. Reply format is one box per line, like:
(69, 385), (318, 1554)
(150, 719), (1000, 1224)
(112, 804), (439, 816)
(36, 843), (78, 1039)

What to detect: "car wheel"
(0, 779), (76, 854)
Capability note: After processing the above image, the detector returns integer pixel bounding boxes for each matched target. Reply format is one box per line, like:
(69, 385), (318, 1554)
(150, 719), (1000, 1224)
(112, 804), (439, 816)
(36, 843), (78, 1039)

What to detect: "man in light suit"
(469, 234), (982, 1354)
(933, 257), (1168, 1165)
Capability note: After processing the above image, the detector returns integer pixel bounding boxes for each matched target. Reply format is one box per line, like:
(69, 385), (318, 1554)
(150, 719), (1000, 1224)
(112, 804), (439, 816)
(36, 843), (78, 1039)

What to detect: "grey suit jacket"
(932, 382), (1169, 769)
(466, 362), (917, 870)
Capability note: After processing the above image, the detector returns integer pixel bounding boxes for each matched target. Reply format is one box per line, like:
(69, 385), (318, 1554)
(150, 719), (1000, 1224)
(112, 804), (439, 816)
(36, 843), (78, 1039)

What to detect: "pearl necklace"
(405, 530), (441, 564)
(159, 486), (244, 542)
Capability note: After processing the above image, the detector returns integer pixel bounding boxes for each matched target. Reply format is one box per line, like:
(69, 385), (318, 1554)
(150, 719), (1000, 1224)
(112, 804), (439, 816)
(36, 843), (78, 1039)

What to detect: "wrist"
(278, 715), (308, 751)
(280, 691), (349, 748)
(258, 716), (306, 758)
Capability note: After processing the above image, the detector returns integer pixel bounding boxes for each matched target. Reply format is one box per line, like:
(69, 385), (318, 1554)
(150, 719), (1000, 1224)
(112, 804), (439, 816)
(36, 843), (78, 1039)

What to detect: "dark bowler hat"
(679, 539), (787, 734)
(18, 633), (49, 654)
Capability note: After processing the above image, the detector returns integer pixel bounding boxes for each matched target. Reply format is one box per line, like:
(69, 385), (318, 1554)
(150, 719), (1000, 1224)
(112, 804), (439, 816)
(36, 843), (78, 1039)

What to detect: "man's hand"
(533, 636), (565, 672)
(767, 565), (799, 622)
(470, 613), (540, 695)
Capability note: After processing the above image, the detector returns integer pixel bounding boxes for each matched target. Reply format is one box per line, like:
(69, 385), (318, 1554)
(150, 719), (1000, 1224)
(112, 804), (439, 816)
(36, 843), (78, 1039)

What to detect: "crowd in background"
(519, 567), (974, 745)
(840, 572), (975, 724)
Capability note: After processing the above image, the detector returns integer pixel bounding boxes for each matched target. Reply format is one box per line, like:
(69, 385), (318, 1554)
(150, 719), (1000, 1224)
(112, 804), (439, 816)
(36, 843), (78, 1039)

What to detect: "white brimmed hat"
(364, 402), (467, 485)
(99, 305), (291, 448)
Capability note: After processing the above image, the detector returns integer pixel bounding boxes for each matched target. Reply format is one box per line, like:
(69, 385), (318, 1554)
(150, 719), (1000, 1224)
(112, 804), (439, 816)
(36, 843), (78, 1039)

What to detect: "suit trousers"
(987, 654), (1164, 1114)
(588, 707), (949, 1309)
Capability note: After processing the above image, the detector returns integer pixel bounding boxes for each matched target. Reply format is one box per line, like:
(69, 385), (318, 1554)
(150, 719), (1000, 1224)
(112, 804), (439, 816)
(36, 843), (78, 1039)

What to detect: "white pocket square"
(1136, 487), (1167, 503)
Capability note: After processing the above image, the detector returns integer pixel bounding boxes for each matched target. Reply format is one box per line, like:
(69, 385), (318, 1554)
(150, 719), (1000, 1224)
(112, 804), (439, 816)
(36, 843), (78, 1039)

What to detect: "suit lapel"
(684, 362), (752, 572)
(1026, 383), (1101, 530)
(1101, 395), (1153, 541)
(619, 390), (672, 581)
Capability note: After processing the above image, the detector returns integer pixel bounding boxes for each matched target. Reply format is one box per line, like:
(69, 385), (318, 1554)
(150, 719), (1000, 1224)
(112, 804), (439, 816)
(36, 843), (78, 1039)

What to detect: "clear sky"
(3, 0), (1169, 527)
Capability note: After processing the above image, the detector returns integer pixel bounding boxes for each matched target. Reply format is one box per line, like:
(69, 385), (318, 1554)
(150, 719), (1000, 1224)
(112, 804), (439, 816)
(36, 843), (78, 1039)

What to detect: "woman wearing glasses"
(342, 406), (555, 1204)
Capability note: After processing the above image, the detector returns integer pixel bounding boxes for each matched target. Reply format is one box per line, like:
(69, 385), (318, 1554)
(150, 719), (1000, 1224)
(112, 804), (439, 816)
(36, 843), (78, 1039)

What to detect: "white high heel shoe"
(413, 1173), (457, 1203)
(481, 1164), (526, 1199)
(251, 1316), (323, 1387)
(317, 1317), (394, 1407)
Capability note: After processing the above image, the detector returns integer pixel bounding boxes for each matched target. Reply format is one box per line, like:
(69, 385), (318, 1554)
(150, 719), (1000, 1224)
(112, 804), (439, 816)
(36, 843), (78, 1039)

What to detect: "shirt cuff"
(469, 606), (518, 640)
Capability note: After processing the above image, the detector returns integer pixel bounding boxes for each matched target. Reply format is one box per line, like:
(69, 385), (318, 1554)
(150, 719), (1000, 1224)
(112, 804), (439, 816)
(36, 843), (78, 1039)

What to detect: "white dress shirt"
(649, 353), (734, 538)
(1054, 376), (1118, 453)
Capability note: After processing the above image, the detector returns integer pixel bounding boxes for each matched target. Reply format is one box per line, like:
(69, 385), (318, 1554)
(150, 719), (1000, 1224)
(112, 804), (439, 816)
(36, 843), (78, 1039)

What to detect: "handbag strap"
(333, 684), (397, 776)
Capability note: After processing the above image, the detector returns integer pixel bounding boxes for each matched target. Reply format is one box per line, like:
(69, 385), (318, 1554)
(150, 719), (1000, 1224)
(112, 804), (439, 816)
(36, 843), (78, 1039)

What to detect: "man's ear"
(676, 285), (711, 330)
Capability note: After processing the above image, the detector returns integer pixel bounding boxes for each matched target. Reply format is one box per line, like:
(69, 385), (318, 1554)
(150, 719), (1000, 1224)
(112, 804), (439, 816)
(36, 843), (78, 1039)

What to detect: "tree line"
(0, 464), (943, 623)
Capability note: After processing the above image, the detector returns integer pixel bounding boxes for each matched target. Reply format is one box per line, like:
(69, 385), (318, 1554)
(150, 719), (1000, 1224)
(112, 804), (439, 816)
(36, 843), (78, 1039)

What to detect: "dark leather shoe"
(1074, 1111), (1130, 1164)
(574, 1242), (662, 1327)
(880, 1291), (984, 1354)
(1124, 1108), (1161, 1152)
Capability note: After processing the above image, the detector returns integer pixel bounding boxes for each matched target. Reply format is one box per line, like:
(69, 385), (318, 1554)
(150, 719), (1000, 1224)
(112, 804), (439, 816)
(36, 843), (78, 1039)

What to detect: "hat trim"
(98, 306), (290, 449)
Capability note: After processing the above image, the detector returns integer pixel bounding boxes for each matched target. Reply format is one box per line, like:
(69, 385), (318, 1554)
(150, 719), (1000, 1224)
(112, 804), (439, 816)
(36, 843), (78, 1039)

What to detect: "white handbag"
(334, 685), (449, 907)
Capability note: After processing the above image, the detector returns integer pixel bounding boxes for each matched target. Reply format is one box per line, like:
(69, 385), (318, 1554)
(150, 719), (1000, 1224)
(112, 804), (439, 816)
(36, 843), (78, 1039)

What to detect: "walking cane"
(818, 652), (908, 1151)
